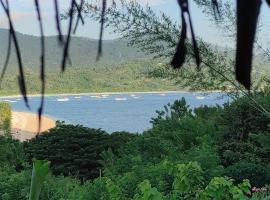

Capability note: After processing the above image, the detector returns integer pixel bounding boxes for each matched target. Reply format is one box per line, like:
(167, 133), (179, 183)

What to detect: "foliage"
(225, 161), (270, 188)
(172, 162), (204, 197)
(0, 167), (86, 200)
(0, 61), (224, 96)
(0, 102), (11, 136)
(201, 177), (251, 200)
(29, 160), (50, 200)
(0, 169), (30, 200)
(85, 0), (265, 92)
(101, 100), (225, 197)
(216, 90), (270, 187)
(0, 0), (267, 101)
(83, 177), (123, 200)
(0, 160), (260, 200)
(2, 92), (270, 198)
(39, 175), (86, 200)
(133, 180), (163, 200)
(1, 0), (270, 198)
(0, 136), (26, 170)
(24, 123), (135, 181)
(220, 91), (270, 140)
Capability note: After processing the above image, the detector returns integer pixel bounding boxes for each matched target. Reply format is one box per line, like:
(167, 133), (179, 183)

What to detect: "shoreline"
(0, 90), (224, 99)
(11, 111), (56, 141)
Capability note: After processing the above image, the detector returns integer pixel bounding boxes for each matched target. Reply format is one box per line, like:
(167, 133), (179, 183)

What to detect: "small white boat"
(91, 95), (102, 98)
(133, 96), (141, 99)
(159, 93), (166, 96)
(101, 94), (109, 97)
(74, 96), (81, 99)
(130, 94), (136, 97)
(196, 96), (205, 100)
(57, 98), (69, 102)
(115, 97), (127, 101)
(3, 99), (17, 103)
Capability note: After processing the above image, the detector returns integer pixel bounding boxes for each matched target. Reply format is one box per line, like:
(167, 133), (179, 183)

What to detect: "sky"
(0, 0), (269, 47)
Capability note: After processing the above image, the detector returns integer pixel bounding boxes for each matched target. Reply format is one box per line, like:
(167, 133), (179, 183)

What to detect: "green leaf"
(29, 160), (50, 200)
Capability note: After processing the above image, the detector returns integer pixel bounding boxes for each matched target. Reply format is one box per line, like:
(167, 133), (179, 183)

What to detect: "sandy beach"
(11, 112), (56, 141)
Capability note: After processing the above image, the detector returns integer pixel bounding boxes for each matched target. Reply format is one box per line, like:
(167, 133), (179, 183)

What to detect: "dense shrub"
(220, 91), (270, 140)
(0, 136), (26, 170)
(216, 92), (270, 187)
(39, 175), (87, 200)
(0, 170), (30, 200)
(0, 168), (88, 200)
(109, 131), (138, 155)
(0, 102), (11, 136)
(225, 161), (270, 187)
(102, 99), (225, 195)
(24, 123), (135, 181)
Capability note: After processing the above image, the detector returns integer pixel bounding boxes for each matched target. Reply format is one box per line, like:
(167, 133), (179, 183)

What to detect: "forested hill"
(0, 28), (147, 72)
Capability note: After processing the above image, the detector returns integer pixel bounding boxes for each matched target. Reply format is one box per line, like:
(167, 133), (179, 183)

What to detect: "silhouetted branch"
(235, 0), (261, 90)
(0, 29), (11, 88)
(61, 0), (76, 72)
(73, 0), (85, 34)
(0, 0), (29, 108)
(97, 0), (107, 61)
(54, 0), (63, 42)
(34, 0), (45, 134)
(211, 0), (220, 20)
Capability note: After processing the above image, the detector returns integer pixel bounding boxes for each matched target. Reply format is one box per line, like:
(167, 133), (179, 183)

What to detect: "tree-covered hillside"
(0, 28), (148, 72)
(0, 28), (268, 95)
(0, 60), (238, 96)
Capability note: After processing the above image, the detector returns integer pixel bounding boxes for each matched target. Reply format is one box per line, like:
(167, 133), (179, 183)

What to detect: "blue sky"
(0, 0), (269, 47)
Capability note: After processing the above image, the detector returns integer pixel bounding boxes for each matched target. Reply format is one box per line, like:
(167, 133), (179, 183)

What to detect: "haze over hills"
(0, 28), (147, 72)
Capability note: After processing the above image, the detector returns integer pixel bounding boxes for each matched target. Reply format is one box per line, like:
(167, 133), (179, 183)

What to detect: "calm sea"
(1, 92), (230, 133)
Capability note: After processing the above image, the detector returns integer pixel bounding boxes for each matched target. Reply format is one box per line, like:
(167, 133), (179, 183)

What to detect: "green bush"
(39, 175), (87, 200)
(83, 177), (123, 200)
(225, 161), (270, 187)
(0, 170), (30, 200)
(216, 91), (270, 188)
(201, 177), (251, 200)
(0, 136), (26, 170)
(0, 102), (11, 136)
(220, 91), (270, 140)
(24, 123), (135, 181)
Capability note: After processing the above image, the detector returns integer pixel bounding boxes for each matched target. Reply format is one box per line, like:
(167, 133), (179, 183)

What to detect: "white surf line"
(0, 90), (224, 99)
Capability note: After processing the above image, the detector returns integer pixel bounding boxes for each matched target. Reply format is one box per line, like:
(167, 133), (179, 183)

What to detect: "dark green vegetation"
(0, 102), (11, 136)
(1, 90), (270, 199)
(1, 60), (241, 96)
(24, 123), (136, 181)
(0, 61), (204, 95)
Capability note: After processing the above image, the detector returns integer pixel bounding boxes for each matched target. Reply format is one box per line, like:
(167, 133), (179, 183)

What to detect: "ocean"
(1, 92), (230, 133)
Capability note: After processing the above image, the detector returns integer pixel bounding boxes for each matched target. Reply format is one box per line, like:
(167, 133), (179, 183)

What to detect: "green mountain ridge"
(0, 28), (147, 73)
